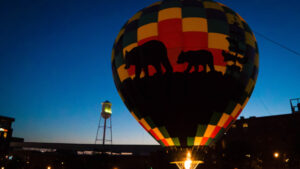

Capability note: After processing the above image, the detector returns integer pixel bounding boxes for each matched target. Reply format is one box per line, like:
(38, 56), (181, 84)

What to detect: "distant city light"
(120, 152), (133, 155)
(243, 123), (248, 128)
(3, 132), (7, 138)
(0, 128), (7, 131)
(274, 152), (279, 158)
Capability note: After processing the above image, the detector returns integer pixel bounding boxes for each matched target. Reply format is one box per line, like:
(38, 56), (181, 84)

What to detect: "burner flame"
(170, 150), (203, 169)
(184, 152), (192, 169)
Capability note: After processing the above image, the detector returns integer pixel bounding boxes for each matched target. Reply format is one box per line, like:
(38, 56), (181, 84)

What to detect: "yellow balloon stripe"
(254, 53), (259, 67)
(194, 137), (203, 146)
(165, 138), (175, 146)
(140, 118), (152, 131)
(131, 111), (177, 146)
(111, 49), (115, 63)
(137, 23), (158, 41)
(158, 7), (182, 22)
(123, 43), (138, 57)
(182, 17), (208, 32)
(208, 33), (229, 51)
(203, 124), (216, 138)
(117, 65), (130, 82)
(245, 32), (256, 48)
(152, 127), (165, 140)
(203, 1), (224, 11)
(230, 104), (242, 119)
(242, 97), (250, 109)
(245, 79), (254, 94)
(130, 111), (140, 122)
(148, 1), (162, 7)
(226, 13), (244, 29)
(216, 2), (226, 7)
(214, 65), (226, 75)
(217, 113), (230, 127)
(237, 13), (246, 23)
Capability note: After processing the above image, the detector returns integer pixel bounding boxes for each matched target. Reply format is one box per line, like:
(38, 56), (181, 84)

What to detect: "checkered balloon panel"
(112, 0), (258, 147)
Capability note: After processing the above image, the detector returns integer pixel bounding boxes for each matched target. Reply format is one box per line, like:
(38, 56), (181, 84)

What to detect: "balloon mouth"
(170, 151), (203, 169)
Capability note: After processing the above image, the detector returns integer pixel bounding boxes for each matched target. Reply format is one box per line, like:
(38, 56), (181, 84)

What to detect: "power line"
(254, 31), (300, 56)
(257, 91), (273, 116)
(253, 32), (300, 116)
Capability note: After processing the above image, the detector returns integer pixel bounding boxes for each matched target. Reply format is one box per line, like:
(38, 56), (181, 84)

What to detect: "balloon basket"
(170, 160), (203, 169)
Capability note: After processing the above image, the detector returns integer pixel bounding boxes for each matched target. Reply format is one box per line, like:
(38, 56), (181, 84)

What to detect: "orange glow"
(184, 152), (192, 169)
(170, 150), (203, 169)
(274, 152), (279, 158)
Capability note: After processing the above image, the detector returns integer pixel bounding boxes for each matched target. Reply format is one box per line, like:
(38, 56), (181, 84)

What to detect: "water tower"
(95, 100), (112, 145)
(290, 98), (300, 114)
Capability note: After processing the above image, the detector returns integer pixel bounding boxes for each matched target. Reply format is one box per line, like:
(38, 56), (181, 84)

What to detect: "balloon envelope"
(112, 0), (258, 148)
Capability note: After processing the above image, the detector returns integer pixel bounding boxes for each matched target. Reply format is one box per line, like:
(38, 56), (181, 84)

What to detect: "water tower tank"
(101, 100), (112, 119)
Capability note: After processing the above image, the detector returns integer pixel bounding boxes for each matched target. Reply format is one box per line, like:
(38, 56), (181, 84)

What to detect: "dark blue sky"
(1, 0), (300, 144)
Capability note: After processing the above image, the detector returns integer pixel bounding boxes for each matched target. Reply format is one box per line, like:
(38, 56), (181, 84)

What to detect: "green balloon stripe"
(187, 137), (195, 146)
(159, 126), (171, 138)
(172, 137), (180, 146)
(182, 6), (206, 18)
(196, 124), (208, 137)
(160, 1), (182, 10)
(209, 112), (223, 125)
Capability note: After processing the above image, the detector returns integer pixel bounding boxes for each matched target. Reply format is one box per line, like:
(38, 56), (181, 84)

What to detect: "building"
(211, 113), (300, 169)
(7, 100), (300, 169)
(0, 115), (15, 155)
(223, 113), (300, 153)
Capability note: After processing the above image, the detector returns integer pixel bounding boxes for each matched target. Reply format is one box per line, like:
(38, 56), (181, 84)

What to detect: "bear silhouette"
(177, 50), (215, 73)
(125, 40), (173, 78)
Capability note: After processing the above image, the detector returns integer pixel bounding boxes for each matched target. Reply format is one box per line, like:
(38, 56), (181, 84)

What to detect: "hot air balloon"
(111, 0), (258, 164)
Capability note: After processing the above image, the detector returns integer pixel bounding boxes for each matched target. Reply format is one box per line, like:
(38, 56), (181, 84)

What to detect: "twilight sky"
(0, 0), (300, 144)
